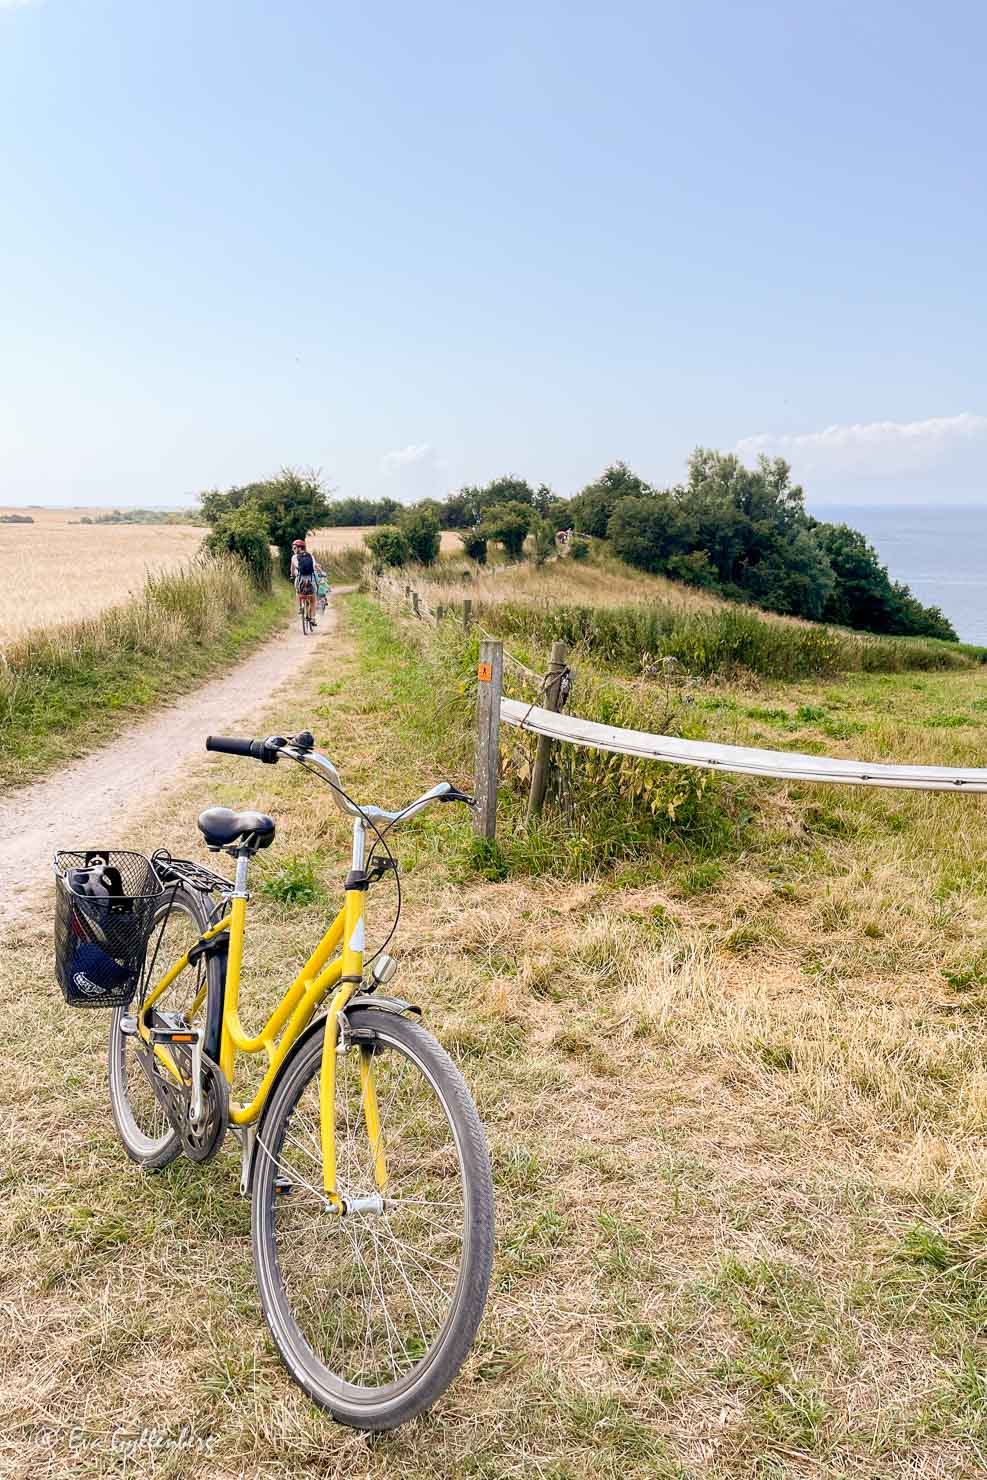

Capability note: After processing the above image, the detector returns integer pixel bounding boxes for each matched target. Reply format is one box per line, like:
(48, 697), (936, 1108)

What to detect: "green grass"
(480, 597), (978, 680)
(0, 559), (291, 787)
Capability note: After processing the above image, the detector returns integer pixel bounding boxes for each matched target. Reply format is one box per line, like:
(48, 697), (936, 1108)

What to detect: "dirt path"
(0, 593), (346, 934)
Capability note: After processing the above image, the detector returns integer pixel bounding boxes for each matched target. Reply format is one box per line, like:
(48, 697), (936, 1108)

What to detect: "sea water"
(811, 504), (987, 645)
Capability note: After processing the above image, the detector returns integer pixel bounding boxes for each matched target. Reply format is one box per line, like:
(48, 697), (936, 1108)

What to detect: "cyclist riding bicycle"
(290, 539), (324, 628)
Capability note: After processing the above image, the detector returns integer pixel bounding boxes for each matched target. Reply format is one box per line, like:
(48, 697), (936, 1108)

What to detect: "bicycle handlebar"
(205, 731), (473, 822)
(206, 735), (279, 763)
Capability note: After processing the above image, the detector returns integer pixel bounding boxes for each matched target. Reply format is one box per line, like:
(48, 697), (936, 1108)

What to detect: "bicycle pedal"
(149, 1026), (201, 1045)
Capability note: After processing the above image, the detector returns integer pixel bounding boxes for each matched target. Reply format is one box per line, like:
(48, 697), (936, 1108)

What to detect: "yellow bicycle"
(73, 729), (493, 1431)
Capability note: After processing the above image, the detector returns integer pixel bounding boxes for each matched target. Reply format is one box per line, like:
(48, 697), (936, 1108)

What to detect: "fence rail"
(367, 579), (987, 837)
(501, 698), (987, 793)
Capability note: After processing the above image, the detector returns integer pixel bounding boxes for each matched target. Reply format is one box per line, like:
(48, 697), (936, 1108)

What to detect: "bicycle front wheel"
(251, 1008), (494, 1430)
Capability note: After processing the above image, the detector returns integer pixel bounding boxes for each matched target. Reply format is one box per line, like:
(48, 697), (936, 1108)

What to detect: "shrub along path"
(0, 591), (348, 931)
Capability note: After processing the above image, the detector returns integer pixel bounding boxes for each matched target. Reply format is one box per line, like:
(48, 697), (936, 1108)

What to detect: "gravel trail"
(0, 594), (344, 933)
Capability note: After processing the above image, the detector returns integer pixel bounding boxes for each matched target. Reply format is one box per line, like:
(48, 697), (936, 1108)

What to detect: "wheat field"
(310, 523), (462, 554)
(0, 514), (454, 644)
(0, 508), (205, 642)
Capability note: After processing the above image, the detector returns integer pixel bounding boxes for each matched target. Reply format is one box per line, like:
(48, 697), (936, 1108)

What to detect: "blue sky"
(2, 0), (985, 509)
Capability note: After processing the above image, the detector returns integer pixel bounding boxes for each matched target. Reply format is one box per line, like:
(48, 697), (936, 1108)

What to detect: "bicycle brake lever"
(438, 786), (475, 805)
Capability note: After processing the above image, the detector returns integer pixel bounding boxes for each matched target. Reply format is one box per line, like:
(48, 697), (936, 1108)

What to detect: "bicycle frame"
(138, 816), (381, 1208)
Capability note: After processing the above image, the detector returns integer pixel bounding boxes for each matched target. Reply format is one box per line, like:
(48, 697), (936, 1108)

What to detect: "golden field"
(0, 513), (456, 643)
(310, 522), (462, 554)
(0, 508), (204, 642)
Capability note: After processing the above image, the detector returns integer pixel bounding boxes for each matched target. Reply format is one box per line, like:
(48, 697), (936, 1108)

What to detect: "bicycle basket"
(54, 850), (166, 1008)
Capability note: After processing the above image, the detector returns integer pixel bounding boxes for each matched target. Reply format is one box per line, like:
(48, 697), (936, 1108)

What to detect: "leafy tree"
(401, 507), (441, 565)
(364, 526), (411, 569)
(444, 476), (535, 530)
(481, 501), (531, 561)
(530, 514), (557, 567)
(608, 493), (695, 573)
(319, 496), (400, 526)
(459, 528), (488, 563)
(814, 521), (957, 639)
(568, 535), (590, 561)
(484, 476), (535, 508)
(680, 450), (834, 618)
(203, 500), (273, 590)
(199, 467), (331, 578)
(570, 462), (651, 538)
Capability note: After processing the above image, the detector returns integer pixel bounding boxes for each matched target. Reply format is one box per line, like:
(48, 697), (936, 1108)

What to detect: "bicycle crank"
(134, 1021), (229, 1163)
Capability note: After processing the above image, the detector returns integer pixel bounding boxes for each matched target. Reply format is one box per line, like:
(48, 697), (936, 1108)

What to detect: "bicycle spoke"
(266, 1026), (470, 1392)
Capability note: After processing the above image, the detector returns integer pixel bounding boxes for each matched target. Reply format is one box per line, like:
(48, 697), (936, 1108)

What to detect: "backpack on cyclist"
(295, 550), (315, 594)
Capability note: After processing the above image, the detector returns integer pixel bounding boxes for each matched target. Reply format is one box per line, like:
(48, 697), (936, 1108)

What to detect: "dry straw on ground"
(5, 589), (987, 1478)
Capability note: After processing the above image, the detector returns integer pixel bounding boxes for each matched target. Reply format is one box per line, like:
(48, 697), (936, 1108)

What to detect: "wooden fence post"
(436, 603), (445, 623)
(473, 639), (503, 840)
(463, 598), (473, 632)
(412, 592), (421, 619)
(526, 640), (569, 825)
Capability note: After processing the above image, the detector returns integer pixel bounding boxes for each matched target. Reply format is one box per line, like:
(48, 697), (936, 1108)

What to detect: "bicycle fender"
(343, 994), (421, 1019)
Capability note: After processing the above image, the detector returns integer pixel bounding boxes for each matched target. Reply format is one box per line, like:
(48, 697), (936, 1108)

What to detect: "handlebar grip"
(206, 735), (254, 756)
(205, 735), (279, 763)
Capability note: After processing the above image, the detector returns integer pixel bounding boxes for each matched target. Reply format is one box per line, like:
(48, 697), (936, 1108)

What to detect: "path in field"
(0, 593), (347, 933)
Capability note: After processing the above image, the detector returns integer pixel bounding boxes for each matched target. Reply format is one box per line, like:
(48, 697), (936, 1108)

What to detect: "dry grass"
(416, 547), (725, 618)
(0, 508), (206, 643)
(5, 595), (987, 1476)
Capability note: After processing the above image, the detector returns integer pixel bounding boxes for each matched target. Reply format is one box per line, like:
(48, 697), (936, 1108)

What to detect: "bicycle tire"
(251, 1008), (494, 1430)
(107, 884), (225, 1171)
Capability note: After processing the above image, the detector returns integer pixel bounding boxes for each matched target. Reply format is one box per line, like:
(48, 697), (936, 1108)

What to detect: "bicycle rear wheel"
(251, 1008), (494, 1430)
(107, 885), (223, 1170)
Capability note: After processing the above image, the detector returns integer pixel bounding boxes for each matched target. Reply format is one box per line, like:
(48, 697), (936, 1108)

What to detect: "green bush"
(568, 536), (590, 561)
(481, 502), (531, 561)
(530, 515), (557, 567)
(364, 526), (411, 569)
(203, 500), (273, 590)
(401, 507), (441, 565)
(200, 467), (331, 579)
(459, 528), (488, 564)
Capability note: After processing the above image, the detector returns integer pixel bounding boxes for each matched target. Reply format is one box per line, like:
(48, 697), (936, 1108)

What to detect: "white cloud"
(381, 442), (434, 473)
(380, 442), (446, 502)
(736, 413), (987, 481)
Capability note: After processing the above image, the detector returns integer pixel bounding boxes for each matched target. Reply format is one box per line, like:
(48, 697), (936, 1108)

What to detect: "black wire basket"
(54, 850), (167, 1008)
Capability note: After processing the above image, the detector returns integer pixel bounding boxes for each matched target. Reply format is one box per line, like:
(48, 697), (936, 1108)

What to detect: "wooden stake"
(463, 598), (473, 631)
(473, 639), (503, 840)
(526, 640), (569, 824)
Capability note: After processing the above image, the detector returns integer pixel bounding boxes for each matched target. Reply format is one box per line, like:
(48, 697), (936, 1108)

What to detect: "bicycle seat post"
(232, 847), (252, 899)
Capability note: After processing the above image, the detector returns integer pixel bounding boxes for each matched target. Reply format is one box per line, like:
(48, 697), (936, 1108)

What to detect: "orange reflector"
(477, 662), (492, 682)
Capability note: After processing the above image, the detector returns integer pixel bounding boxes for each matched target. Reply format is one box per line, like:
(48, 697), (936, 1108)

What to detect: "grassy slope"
(4, 593), (987, 1477)
(407, 550), (987, 679)
(0, 569), (292, 789)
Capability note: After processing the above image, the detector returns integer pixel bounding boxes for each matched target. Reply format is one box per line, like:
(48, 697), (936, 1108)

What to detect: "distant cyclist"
(290, 539), (324, 629)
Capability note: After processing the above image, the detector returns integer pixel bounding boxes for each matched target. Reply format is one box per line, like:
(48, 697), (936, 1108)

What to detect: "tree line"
(195, 456), (956, 643)
(359, 454), (955, 642)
